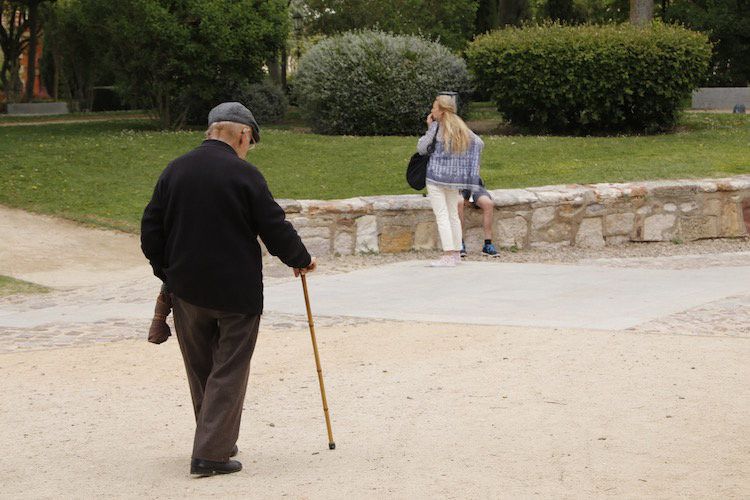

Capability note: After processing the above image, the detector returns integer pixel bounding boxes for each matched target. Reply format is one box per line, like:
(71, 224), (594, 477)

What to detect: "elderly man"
(141, 102), (316, 477)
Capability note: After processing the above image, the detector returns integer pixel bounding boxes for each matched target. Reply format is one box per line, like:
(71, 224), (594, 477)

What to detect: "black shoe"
(190, 458), (242, 477)
(230, 444), (238, 457)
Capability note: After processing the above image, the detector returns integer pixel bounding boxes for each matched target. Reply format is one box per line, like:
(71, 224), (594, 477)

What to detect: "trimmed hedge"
(293, 30), (473, 135)
(466, 23), (712, 134)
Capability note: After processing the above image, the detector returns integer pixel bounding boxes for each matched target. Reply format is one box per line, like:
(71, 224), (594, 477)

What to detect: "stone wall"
(7, 102), (69, 116)
(277, 176), (750, 255)
(691, 87), (750, 110)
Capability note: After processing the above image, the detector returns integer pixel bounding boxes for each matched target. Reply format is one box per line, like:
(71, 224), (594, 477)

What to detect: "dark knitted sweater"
(140, 140), (310, 314)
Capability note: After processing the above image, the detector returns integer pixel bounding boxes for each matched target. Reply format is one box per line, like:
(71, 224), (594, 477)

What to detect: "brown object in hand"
(148, 291), (172, 344)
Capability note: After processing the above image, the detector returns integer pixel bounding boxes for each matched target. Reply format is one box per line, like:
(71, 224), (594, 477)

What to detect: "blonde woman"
(417, 95), (485, 267)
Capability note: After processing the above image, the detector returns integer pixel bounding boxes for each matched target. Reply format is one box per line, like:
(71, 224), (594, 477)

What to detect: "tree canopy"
(667, 0), (750, 86)
(43, 0), (288, 128)
(296, 0), (479, 50)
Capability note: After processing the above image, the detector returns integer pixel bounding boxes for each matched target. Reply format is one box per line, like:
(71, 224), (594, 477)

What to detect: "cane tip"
(329, 442), (336, 450)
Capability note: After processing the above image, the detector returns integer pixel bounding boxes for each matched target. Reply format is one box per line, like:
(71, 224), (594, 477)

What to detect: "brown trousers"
(171, 295), (260, 462)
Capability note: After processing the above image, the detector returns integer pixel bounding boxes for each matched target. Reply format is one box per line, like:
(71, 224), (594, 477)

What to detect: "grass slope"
(0, 276), (49, 296)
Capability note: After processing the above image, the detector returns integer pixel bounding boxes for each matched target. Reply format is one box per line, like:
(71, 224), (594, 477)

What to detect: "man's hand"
(294, 256), (317, 277)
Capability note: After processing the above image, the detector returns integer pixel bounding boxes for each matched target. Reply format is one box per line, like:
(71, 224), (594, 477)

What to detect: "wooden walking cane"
(300, 274), (336, 450)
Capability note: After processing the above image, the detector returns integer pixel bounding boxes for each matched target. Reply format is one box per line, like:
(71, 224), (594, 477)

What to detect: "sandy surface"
(0, 115), (150, 127)
(0, 207), (145, 287)
(1, 323), (748, 498)
(1, 206), (749, 498)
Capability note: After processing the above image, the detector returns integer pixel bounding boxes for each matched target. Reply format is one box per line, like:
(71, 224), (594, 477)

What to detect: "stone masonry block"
(379, 226), (413, 253)
(531, 207), (556, 229)
(702, 199), (722, 216)
(413, 222), (438, 250)
(575, 218), (605, 248)
(355, 215), (379, 253)
(720, 201), (746, 237)
(496, 216), (527, 248)
(678, 216), (718, 241)
(531, 221), (573, 244)
(605, 213), (635, 236)
(641, 214), (677, 241)
(464, 227), (485, 252)
(333, 231), (354, 255)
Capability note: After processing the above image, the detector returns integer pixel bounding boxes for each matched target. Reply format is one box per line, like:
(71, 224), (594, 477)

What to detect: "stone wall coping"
(277, 176), (750, 214)
(692, 87), (750, 109)
(7, 101), (70, 116)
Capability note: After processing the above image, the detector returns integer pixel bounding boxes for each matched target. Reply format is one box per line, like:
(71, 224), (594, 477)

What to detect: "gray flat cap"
(208, 102), (260, 143)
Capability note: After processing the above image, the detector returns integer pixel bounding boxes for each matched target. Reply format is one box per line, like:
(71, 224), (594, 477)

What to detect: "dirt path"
(1, 206), (748, 497)
(0, 115), (150, 127)
(2, 323), (748, 498)
(0, 206), (146, 287)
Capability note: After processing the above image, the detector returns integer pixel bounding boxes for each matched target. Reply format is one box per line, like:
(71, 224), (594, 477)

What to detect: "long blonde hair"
(435, 95), (471, 154)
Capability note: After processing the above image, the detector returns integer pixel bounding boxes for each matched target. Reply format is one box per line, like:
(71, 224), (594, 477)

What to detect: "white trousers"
(427, 183), (462, 251)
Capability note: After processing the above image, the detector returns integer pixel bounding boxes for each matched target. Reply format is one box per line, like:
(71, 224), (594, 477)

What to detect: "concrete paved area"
(263, 260), (750, 331)
(2, 205), (749, 338)
(4, 256), (750, 334)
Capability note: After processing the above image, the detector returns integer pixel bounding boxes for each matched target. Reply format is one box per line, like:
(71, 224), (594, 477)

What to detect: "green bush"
(466, 23), (712, 134)
(239, 81), (288, 124)
(293, 30), (473, 136)
(184, 80), (288, 127)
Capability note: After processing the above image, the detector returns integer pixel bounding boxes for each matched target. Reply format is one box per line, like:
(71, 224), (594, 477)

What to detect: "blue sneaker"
(460, 241), (467, 258)
(482, 242), (499, 257)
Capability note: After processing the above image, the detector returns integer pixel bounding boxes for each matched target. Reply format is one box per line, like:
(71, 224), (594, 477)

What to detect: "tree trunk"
(52, 51), (61, 100)
(0, 57), (9, 92)
(85, 83), (95, 112)
(629, 0), (654, 26)
(281, 44), (288, 90)
(9, 61), (23, 101)
(24, 1), (40, 102)
(267, 53), (280, 85)
(1, 4), (29, 102)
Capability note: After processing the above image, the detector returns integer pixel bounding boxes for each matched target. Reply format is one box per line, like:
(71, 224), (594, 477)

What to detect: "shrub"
(293, 30), (473, 136)
(239, 81), (288, 124)
(92, 87), (126, 112)
(466, 23), (712, 134)
(183, 80), (287, 127)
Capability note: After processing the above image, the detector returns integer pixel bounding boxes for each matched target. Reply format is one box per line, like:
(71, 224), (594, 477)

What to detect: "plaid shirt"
(417, 122), (484, 191)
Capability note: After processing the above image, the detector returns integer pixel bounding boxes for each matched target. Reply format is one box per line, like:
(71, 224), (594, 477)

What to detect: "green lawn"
(0, 275), (49, 296)
(0, 110), (146, 124)
(0, 112), (748, 233)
